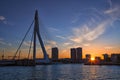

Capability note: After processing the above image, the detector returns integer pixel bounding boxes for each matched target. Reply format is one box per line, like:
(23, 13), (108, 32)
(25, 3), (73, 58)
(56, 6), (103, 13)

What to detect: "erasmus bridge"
(0, 10), (50, 66)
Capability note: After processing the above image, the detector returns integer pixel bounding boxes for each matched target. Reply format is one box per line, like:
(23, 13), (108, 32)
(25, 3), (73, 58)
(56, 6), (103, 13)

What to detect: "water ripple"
(0, 64), (120, 80)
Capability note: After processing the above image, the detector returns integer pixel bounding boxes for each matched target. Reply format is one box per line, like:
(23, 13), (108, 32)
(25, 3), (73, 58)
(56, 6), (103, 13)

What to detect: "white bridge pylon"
(33, 10), (50, 63)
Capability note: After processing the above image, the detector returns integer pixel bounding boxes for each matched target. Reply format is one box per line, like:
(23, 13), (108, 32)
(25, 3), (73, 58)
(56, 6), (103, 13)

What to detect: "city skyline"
(0, 0), (120, 59)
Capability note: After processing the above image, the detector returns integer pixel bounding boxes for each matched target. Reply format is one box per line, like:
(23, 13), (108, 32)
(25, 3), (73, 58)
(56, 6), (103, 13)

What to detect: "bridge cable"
(28, 31), (34, 59)
(13, 20), (34, 60)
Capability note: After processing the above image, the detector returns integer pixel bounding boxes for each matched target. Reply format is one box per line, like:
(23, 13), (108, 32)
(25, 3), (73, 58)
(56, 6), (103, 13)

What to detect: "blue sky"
(0, 0), (120, 59)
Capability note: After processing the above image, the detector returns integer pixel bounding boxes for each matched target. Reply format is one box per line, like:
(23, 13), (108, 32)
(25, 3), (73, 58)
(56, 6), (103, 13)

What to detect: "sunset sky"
(0, 0), (120, 59)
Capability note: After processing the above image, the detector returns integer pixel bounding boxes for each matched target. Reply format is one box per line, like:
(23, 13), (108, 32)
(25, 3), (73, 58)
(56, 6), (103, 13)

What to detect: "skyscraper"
(71, 48), (76, 62)
(76, 47), (82, 62)
(70, 47), (82, 63)
(52, 47), (58, 60)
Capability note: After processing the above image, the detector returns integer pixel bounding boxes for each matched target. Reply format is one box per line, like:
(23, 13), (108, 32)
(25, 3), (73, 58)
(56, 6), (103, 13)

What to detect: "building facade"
(103, 54), (109, 62)
(71, 48), (76, 62)
(111, 54), (120, 63)
(52, 47), (58, 60)
(86, 54), (91, 60)
(76, 47), (82, 62)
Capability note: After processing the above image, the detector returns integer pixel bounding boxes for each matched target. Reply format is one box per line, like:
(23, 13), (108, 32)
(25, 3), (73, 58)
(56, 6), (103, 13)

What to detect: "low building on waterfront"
(85, 54), (91, 63)
(111, 54), (120, 63)
(95, 57), (101, 64)
(103, 54), (110, 62)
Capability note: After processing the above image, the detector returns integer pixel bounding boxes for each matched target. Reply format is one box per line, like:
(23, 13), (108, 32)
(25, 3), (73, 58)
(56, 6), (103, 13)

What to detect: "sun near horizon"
(91, 58), (95, 61)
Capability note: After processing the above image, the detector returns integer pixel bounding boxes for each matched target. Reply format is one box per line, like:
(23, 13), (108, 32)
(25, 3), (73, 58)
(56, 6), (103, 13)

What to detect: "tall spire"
(33, 10), (50, 64)
(33, 10), (38, 62)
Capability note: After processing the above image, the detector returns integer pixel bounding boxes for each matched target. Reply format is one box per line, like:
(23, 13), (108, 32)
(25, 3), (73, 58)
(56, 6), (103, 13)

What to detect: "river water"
(0, 64), (120, 80)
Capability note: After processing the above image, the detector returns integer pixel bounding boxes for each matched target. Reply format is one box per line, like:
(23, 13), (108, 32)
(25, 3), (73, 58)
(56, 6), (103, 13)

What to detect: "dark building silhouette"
(85, 54), (91, 64)
(95, 57), (101, 61)
(86, 54), (91, 61)
(70, 47), (82, 63)
(52, 47), (58, 60)
(111, 54), (120, 63)
(71, 48), (76, 62)
(103, 54), (109, 62)
(76, 47), (82, 62)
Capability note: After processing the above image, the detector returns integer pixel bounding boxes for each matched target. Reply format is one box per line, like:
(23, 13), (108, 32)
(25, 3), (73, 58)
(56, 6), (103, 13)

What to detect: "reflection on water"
(0, 64), (120, 80)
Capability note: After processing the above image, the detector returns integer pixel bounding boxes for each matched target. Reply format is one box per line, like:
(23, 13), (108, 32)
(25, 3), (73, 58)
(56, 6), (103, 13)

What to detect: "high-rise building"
(71, 48), (76, 62)
(70, 47), (82, 63)
(76, 47), (82, 62)
(52, 47), (58, 60)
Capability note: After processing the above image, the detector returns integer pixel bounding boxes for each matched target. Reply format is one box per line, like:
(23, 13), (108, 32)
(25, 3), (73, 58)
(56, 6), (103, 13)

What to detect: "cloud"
(8, 43), (12, 46)
(0, 16), (8, 24)
(23, 40), (57, 50)
(0, 38), (12, 46)
(0, 38), (3, 41)
(83, 43), (90, 47)
(39, 1), (120, 49)
(23, 41), (32, 47)
(63, 42), (72, 46)
(68, 1), (120, 45)
(104, 46), (114, 49)
(69, 21), (108, 43)
(69, 18), (111, 44)
(0, 40), (6, 45)
(69, 36), (83, 43)
(0, 16), (5, 21)
(69, 25), (88, 43)
(45, 45), (51, 50)
(0, 16), (13, 25)
(71, 13), (82, 23)
(56, 35), (65, 39)
(104, 7), (118, 14)
(84, 21), (109, 41)
(46, 40), (57, 47)
(104, 0), (120, 21)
